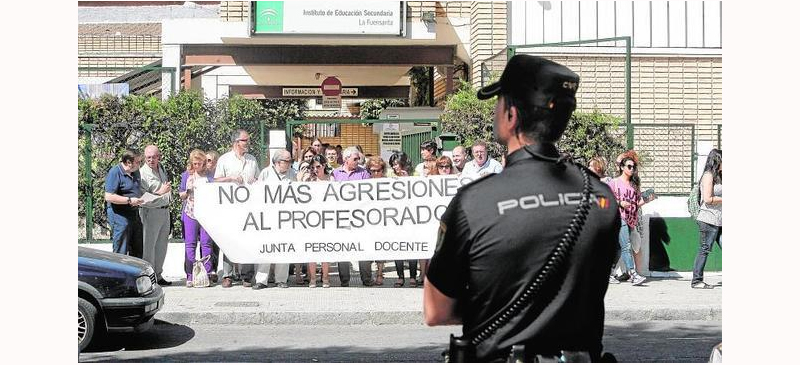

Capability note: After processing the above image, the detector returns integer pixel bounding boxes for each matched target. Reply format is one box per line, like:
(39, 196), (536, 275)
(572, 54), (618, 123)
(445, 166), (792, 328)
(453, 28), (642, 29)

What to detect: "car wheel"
(78, 298), (97, 352)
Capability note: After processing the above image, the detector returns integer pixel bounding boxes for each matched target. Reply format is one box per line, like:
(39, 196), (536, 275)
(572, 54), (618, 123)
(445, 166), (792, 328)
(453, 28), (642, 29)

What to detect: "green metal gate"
(402, 130), (437, 167)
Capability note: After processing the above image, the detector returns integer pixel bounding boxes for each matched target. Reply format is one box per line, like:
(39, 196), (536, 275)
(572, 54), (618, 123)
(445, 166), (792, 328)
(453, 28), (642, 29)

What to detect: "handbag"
(687, 179), (702, 219)
(444, 156), (595, 363)
(192, 255), (211, 288)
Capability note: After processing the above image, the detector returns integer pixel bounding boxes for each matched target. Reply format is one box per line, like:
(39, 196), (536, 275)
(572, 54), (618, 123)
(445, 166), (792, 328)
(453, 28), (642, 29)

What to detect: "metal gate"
(286, 119), (441, 165)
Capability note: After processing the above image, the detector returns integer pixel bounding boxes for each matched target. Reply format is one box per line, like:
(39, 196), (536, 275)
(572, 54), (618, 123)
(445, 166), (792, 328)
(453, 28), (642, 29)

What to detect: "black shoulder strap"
(466, 160), (594, 347)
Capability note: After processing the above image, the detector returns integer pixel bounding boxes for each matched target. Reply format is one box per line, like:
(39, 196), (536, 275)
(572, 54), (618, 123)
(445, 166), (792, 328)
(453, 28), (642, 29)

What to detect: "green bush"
(360, 99), (409, 120)
(440, 81), (505, 158)
(78, 91), (304, 239)
(441, 81), (626, 167)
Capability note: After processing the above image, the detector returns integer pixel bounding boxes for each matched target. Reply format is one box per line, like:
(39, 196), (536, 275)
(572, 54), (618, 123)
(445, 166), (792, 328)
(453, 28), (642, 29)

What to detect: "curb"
(155, 307), (721, 326)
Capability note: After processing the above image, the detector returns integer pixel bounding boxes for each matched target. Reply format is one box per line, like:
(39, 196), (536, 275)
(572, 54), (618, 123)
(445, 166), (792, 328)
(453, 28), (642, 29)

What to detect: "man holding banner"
(213, 129), (260, 288)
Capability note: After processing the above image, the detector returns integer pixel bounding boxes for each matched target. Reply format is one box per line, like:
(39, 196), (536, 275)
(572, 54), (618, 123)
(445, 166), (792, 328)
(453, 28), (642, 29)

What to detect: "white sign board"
(282, 87), (358, 97)
(193, 176), (475, 263)
(255, 1), (402, 35)
(322, 95), (342, 109)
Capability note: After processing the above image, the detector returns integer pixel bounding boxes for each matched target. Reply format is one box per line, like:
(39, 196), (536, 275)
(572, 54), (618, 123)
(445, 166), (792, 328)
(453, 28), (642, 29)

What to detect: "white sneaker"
(609, 275), (620, 284)
(631, 272), (647, 286)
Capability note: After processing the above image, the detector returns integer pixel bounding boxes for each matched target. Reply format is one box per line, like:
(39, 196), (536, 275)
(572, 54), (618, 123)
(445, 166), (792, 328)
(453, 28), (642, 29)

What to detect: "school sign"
(254, 1), (403, 35)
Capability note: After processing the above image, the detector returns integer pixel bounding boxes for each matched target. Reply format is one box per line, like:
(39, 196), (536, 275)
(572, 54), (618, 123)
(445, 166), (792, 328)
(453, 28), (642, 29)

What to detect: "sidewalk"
(154, 270), (722, 326)
(79, 243), (720, 325)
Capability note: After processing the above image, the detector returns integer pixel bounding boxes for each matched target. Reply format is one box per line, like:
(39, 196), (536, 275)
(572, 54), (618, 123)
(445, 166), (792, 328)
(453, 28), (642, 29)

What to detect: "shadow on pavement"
(81, 320), (195, 353)
(80, 344), (444, 363)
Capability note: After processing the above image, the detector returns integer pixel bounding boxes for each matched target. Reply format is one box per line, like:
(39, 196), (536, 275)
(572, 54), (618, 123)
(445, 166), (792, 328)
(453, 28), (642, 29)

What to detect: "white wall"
(509, 0), (722, 53)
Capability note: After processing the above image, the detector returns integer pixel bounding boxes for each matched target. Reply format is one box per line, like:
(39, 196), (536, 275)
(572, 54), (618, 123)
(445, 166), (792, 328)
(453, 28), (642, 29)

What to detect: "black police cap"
(477, 55), (580, 113)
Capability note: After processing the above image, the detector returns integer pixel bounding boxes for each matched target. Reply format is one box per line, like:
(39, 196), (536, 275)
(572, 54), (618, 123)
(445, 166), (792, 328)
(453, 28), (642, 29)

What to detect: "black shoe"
(252, 283), (268, 290)
(157, 278), (172, 286)
(341, 281), (350, 287)
(615, 272), (630, 282)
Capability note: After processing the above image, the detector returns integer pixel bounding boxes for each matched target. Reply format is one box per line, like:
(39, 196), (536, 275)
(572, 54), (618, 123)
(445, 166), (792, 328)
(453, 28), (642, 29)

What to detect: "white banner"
(193, 175), (475, 263)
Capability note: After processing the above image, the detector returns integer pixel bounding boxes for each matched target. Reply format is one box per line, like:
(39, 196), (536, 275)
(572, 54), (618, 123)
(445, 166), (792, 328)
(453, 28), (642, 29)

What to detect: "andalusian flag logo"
(255, 2), (284, 33)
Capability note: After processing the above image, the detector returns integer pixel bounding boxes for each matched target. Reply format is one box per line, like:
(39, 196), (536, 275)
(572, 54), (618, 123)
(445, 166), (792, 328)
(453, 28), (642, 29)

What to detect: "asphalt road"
(79, 321), (721, 363)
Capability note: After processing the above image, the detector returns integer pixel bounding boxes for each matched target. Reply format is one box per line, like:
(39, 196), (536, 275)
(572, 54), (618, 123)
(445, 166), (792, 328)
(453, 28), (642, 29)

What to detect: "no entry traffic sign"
(321, 76), (342, 97)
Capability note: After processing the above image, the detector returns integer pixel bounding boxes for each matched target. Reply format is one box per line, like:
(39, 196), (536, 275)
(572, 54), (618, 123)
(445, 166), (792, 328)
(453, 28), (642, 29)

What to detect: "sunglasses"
(238, 139), (249, 142)
(438, 165), (452, 169)
(369, 169), (384, 173)
(624, 164), (636, 170)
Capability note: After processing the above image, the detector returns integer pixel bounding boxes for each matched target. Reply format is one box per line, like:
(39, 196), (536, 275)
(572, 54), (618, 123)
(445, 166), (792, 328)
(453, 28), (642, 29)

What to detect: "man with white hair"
(331, 146), (375, 287)
(252, 149), (297, 289)
(139, 145), (173, 286)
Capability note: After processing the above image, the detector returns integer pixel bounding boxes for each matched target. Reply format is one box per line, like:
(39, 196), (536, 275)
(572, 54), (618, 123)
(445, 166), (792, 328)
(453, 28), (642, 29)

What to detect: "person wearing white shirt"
(460, 140), (503, 180)
(414, 140), (438, 176)
(213, 129), (261, 288)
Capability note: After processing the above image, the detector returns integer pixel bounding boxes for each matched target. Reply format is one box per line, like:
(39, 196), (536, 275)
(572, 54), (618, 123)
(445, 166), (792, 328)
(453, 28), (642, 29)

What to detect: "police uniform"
(426, 55), (621, 362)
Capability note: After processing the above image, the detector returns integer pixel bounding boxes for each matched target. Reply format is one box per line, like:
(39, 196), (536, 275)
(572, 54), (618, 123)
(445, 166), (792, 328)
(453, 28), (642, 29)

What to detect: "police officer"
(423, 55), (620, 362)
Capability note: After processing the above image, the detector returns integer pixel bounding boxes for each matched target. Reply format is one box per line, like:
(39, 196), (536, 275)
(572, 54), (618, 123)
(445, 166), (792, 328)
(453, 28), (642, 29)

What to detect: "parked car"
(78, 246), (165, 352)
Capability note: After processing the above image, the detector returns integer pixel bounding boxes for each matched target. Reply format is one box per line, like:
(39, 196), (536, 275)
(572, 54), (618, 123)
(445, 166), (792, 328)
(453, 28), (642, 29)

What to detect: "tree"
(441, 81), (626, 167)
(78, 91), (304, 239)
(440, 81), (505, 158)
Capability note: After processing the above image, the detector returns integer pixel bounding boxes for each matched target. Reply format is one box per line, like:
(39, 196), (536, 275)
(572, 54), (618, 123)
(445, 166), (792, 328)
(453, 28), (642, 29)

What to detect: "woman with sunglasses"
(607, 151), (654, 286)
(436, 156), (456, 176)
(691, 149), (722, 289)
(301, 154), (333, 287)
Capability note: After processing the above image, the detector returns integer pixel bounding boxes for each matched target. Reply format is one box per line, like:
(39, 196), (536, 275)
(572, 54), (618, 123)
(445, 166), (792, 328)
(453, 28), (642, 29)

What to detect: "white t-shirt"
(258, 165), (297, 182)
(460, 158), (503, 180)
(414, 162), (427, 177)
(214, 151), (260, 184)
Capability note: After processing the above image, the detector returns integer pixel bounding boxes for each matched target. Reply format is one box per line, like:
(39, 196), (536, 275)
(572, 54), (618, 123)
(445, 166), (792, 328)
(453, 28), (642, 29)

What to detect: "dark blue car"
(78, 246), (165, 352)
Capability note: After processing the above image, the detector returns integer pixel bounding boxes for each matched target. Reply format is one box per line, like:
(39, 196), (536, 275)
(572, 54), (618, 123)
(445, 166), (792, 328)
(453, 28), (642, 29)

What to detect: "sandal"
(375, 275), (384, 286)
(409, 278), (417, 288)
(322, 280), (330, 288)
(394, 279), (405, 287)
(691, 282), (714, 289)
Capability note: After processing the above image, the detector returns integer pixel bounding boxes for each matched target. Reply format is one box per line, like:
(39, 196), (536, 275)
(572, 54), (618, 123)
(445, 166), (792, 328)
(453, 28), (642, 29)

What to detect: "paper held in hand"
(141, 192), (160, 204)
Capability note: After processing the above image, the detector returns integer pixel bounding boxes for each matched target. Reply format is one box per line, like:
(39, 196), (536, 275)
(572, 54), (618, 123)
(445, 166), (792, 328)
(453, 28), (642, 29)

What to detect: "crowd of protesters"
(104, 130), (721, 291)
(103, 132), (504, 289)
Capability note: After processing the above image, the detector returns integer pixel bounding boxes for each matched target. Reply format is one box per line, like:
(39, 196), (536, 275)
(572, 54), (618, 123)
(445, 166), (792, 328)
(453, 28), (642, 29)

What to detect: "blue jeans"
(107, 207), (143, 258)
(617, 220), (636, 273)
(692, 221), (722, 285)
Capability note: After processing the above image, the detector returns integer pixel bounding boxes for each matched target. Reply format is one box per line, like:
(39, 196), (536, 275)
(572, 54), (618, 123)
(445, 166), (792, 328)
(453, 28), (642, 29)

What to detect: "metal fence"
(627, 123), (722, 196)
(481, 38), (722, 196)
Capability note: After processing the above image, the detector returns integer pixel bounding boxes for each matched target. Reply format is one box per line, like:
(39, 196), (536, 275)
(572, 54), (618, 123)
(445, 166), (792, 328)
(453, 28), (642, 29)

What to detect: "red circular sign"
(321, 76), (342, 97)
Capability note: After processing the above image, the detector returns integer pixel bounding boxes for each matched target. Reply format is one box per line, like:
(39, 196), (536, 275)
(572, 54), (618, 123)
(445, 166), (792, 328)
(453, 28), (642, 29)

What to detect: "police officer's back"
(423, 55), (620, 362)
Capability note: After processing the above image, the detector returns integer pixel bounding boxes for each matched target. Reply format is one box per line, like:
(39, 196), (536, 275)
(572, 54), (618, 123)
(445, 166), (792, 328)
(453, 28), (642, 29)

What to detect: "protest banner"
(193, 175), (474, 263)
